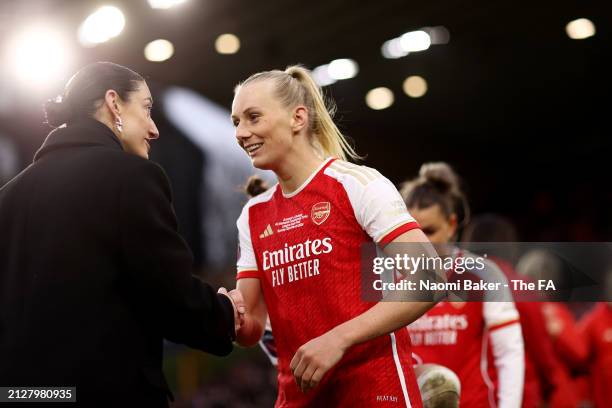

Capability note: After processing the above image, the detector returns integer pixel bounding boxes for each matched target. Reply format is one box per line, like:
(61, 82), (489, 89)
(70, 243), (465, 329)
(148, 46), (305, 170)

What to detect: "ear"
(103, 89), (122, 119)
(291, 106), (309, 133)
(447, 213), (458, 239)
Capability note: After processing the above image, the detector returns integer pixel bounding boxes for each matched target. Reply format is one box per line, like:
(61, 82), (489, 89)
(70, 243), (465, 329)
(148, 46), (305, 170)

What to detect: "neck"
(275, 147), (325, 194)
(93, 110), (121, 140)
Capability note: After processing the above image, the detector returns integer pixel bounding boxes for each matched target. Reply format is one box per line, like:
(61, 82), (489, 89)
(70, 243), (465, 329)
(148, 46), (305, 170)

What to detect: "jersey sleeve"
(490, 323), (525, 408)
(326, 160), (419, 245)
(485, 300), (520, 330)
(482, 260), (520, 329)
(479, 260), (524, 407)
(236, 202), (260, 280)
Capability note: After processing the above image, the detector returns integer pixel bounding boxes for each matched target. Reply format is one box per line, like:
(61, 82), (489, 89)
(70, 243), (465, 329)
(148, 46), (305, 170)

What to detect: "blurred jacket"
(0, 119), (235, 407)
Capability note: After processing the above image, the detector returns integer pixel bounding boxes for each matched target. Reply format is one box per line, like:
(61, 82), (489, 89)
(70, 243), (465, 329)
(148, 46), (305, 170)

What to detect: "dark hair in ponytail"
(400, 162), (470, 227)
(44, 61), (144, 128)
(244, 176), (269, 198)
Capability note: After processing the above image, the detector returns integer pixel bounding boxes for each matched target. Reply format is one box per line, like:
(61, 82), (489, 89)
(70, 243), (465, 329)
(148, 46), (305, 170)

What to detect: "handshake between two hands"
(216, 286), (348, 394)
(218, 287), (246, 334)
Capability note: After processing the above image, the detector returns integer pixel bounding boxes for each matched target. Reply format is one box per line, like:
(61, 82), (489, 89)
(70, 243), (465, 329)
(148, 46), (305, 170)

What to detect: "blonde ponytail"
(236, 65), (362, 162)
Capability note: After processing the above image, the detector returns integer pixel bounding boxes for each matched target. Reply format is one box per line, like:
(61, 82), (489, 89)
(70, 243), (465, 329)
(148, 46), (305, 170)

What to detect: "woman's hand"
(234, 278), (268, 347)
(218, 287), (245, 334)
(290, 330), (349, 393)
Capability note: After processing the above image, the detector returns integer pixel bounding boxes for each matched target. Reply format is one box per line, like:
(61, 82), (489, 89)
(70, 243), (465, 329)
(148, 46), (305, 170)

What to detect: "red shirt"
(408, 255), (521, 408)
(580, 303), (612, 408)
(542, 303), (589, 370)
(237, 158), (422, 407)
(492, 257), (577, 408)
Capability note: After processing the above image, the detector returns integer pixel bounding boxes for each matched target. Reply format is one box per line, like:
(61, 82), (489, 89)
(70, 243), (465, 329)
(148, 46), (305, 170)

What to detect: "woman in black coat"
(0, 62), (242, 407)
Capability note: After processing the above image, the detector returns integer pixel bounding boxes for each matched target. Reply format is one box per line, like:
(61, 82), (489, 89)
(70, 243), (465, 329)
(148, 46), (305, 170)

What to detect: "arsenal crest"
(311, 202), (331, 225)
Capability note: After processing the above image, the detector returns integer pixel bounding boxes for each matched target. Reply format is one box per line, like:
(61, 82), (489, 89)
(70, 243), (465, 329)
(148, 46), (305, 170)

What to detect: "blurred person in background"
(401, 162), (525, 408)
(230, 65), (441, 407)
(463, 215), (579, 407)
(575, 269), (612, 408)
(0, 62), (242, 407)
(517, 250), (590, 406)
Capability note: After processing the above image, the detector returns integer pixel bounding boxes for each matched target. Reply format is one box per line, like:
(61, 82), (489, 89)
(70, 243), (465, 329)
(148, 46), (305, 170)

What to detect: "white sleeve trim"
(324, 160), (416, 242)
(490, 323), (525, 408)
(236, 186), (278, 275)
(236, 202), (257, 273)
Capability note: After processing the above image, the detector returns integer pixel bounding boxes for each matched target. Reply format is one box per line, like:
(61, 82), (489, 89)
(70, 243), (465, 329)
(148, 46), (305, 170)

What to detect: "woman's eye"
(250, 114), (259, 122)
(232, 120), (239, 127)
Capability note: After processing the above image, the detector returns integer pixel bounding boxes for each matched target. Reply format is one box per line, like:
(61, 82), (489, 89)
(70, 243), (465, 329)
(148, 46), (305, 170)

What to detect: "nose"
(148, 119), (160, 140)
(235, 123), (252, 142)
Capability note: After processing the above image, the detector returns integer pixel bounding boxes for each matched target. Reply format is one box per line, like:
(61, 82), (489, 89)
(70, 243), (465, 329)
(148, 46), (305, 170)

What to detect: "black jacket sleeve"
(118, 159), (234, 355)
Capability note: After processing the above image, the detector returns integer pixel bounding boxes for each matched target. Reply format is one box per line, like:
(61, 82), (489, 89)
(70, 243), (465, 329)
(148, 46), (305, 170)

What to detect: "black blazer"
(0, 119), (235, 407)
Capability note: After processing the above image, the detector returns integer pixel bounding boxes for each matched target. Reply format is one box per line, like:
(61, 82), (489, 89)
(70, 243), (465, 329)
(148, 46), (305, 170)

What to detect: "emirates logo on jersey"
(311, 202), (331, 225)
(409, 314), (469, 331)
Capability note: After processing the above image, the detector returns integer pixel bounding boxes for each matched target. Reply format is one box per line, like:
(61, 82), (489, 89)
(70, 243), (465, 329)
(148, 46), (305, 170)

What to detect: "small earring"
(115, 116), (123, 133)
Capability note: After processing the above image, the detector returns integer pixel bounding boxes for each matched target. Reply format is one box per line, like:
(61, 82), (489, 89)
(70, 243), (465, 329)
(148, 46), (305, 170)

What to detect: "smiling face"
(117, 81), (159, 159)
(231, 80), (296, 171)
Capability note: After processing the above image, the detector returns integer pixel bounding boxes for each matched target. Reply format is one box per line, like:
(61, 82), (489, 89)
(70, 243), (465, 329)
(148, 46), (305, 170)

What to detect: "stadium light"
(366, 87), (394, 110)
(78, 6), (125, 47)
(312, 64), (336, 87)
(215, 34), (240, 54)
(403, 76), (428, 98)
(312, 58), (358, 86)
(382, 38), (409, 59)
(148, 0), (188, 9)
(327, 59), (359, 80)
(565, 18), (596, 40)
(382, 27), (447, 59)
(6, 25), (72, 89)
(426, 26), (450, 45)
(144, 39), (175, 62)
(400, 30), (431, 52)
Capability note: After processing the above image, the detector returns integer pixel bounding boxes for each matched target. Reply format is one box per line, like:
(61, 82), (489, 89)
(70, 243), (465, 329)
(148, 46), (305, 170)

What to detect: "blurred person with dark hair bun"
(402, 162), (525, 408)
(0, 62), (243, 407)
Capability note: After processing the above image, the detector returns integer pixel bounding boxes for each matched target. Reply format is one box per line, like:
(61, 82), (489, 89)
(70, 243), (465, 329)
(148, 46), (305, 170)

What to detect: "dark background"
(1, 0), (608, 246)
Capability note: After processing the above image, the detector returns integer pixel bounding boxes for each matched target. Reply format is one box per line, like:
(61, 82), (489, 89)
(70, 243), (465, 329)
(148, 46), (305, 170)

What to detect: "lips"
(244, 142), (263, 156)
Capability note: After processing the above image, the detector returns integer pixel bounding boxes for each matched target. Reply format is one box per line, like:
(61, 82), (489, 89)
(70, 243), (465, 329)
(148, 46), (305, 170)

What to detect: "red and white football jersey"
(580, 303), (612, 408)
(237, 158), (422, 407)
(408, 254), (521, 408)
